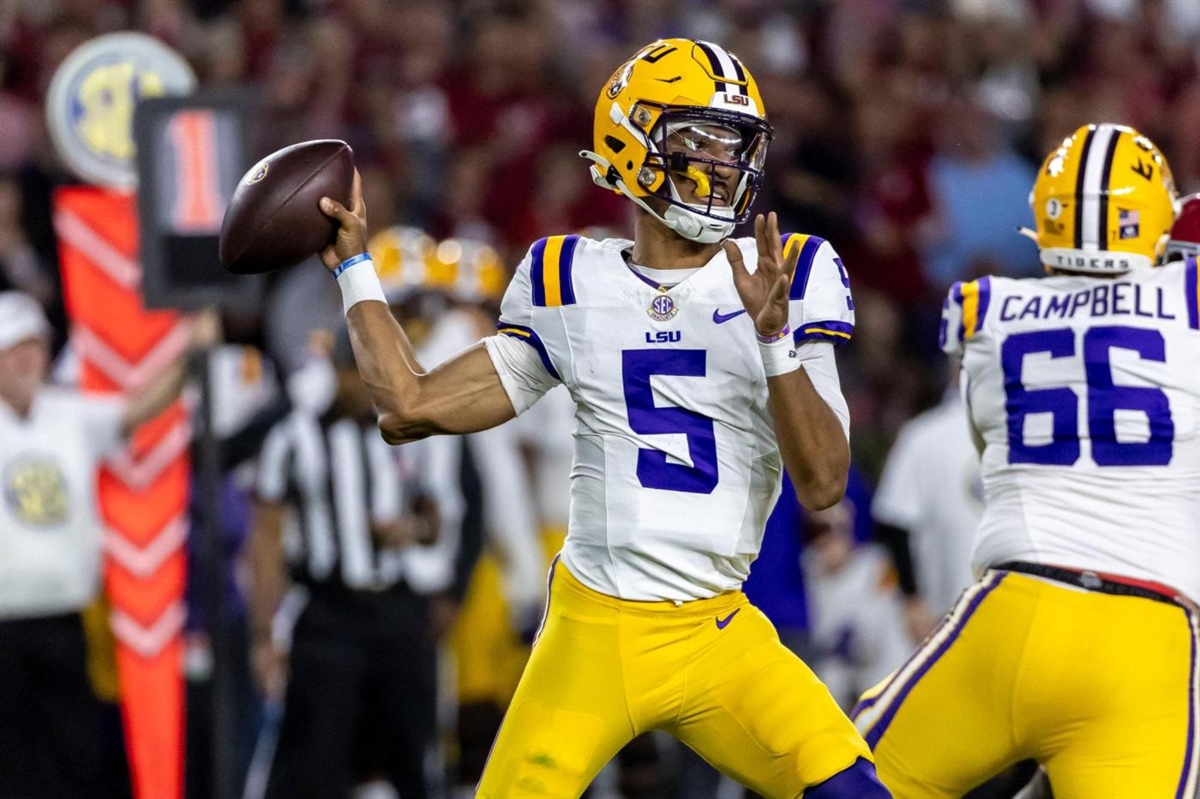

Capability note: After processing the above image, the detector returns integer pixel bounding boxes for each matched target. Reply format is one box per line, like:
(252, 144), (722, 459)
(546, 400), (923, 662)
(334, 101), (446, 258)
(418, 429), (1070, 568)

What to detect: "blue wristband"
(333, 252), (372, 279)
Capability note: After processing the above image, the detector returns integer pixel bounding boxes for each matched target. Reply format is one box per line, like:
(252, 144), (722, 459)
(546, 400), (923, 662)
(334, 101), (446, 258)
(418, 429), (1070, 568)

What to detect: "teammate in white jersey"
(319, 38), (887, 799)
(855, 123), (1200, 798)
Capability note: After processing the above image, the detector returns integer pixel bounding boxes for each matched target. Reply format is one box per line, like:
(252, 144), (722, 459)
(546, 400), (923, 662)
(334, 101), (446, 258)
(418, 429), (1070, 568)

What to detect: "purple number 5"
(622, 349), (719, 494)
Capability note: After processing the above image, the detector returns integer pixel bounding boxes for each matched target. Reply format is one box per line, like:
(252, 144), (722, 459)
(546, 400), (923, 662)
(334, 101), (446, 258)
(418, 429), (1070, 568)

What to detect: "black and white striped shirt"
(256, 410), (418, 591)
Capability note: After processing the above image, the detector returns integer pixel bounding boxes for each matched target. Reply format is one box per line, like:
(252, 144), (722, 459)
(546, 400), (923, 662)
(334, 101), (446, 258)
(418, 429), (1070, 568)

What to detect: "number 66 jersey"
(942, 258), (1200, 603)
(483, 233), (854, 602)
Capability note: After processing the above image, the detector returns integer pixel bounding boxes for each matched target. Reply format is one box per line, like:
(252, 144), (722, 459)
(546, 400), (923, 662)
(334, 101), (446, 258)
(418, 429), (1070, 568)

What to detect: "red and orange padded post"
(54, 186), (188, 799)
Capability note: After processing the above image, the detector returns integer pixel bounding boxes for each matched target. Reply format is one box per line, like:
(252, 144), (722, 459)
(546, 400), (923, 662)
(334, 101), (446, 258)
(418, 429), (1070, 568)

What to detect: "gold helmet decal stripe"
(1095, 127), (1122, 250)
(1099, 130), (1123, 249)
(695, 41), (747, 96)
(1077, 124), (1121, 250)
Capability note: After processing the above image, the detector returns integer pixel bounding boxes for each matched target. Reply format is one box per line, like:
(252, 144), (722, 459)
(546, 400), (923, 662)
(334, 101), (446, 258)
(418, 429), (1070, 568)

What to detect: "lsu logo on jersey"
(5, 457), (69, 526)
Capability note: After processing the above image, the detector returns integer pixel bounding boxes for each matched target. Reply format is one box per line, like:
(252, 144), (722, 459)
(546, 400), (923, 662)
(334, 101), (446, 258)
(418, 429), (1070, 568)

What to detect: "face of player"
(0, 336), (49, 413)
(663, 121), (746, 208)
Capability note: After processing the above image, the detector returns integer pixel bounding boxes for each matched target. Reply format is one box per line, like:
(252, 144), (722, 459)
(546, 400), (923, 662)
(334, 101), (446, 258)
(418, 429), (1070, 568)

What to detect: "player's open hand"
(318, 169), (368, 272)
(723, 212), (799, 338)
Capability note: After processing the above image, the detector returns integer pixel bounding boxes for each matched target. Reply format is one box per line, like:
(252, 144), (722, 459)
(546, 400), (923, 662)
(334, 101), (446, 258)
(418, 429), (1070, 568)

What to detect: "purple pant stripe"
(864, 574), (1006, 749)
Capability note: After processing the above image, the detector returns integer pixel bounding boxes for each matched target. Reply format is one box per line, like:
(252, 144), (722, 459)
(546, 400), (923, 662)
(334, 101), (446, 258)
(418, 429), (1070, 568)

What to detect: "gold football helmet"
(367, 226), (441, 302)
(1027, 123), (1177, 274)
(429, 238), (508, 305)
(580, 38), (772, 244)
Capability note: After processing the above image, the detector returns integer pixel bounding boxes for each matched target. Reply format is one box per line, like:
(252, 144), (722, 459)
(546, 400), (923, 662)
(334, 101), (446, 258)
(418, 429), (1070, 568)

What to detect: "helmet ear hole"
(605, 136), (626, 153)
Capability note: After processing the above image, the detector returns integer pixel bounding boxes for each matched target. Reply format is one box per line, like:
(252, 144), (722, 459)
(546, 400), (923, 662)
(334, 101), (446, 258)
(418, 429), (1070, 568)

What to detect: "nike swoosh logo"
(715, 609), (740, 629)
(655, 76), (682, 83)
(712, 308), (747, 324)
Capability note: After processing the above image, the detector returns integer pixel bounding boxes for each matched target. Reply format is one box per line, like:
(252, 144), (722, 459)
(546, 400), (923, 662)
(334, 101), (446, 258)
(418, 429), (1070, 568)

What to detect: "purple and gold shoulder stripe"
(780, 232), (825, 300)
(794, 320), (853, 347)
(946, 277), (993, 345)
(530, 235), (580, 308)
(496, 321), (561, 380)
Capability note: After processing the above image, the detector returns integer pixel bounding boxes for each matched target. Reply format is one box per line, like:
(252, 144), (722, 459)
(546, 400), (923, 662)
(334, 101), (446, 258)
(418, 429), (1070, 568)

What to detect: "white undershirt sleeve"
(796, 341), (850, 441)
(482, 334), (560, 416)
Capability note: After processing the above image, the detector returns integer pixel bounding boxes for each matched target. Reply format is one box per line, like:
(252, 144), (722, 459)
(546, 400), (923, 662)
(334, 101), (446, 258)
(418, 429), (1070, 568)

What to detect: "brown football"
(219, 140), (354, 274)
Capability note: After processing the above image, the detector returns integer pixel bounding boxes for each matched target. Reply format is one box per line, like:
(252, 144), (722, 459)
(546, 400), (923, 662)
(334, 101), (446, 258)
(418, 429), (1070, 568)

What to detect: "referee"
(247, 328), (448, 799)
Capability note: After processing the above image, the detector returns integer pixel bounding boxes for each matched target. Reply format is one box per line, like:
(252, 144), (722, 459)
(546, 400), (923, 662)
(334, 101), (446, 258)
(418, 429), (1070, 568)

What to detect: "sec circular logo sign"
(46, 32), (197, 190)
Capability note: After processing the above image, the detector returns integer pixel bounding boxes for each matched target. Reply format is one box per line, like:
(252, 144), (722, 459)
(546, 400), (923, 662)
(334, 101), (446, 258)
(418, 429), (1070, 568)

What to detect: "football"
(219, 139), (355, 274)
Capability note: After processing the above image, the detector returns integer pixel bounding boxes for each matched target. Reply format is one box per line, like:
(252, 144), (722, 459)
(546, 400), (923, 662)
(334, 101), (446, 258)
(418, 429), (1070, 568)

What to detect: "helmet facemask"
(636, 107), (771, 243)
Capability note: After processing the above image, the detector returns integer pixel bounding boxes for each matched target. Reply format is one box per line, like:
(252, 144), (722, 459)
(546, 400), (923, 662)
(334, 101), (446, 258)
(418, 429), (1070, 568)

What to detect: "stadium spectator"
(922, 95), (1039, 286)
(801, 499), (913, 712)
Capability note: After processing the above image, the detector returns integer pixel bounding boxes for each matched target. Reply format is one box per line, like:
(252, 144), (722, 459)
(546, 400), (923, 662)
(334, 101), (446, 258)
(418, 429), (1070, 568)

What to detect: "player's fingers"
(723, 239), (748, 278)
(770, 272), (790, 305)
(349, 169), (366, 216)
(767, 212), (784, 268)
(319, 196), (355, 226)
(753, 214), (768, 269)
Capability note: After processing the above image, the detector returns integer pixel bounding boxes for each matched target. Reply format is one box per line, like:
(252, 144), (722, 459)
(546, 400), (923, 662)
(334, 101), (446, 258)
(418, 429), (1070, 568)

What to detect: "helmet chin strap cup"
(580, 149), (734, 244)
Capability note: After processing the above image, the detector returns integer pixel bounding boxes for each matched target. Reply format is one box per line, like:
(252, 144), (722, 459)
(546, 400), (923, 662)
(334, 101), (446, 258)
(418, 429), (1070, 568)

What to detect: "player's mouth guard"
(685, 164), (712, 198)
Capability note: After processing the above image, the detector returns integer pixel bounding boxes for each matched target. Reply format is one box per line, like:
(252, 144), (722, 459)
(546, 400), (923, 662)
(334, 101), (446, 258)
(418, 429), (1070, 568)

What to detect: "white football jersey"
(486, 232), (855, 601)
(1, 388), (124, 618)
(872, 393), (982, 615)
(942, 257), (1200, 603)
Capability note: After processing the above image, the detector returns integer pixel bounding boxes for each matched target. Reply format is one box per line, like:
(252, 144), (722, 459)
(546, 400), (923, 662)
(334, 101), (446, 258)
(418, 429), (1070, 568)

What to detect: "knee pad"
(806, 757), (892, 799)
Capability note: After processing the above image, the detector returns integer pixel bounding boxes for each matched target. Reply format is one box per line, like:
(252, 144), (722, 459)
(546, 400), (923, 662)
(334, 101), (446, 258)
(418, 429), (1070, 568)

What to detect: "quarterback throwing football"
(854, 124), (1200, 798)
(320, 39), (887, 799)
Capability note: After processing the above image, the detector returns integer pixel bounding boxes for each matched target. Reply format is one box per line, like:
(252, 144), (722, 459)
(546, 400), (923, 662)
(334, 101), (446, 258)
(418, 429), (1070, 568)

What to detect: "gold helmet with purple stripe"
(580, 39), (772, 244)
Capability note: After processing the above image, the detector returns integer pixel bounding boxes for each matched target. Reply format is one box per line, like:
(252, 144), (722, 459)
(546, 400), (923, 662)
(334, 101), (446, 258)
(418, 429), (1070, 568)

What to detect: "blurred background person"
(246, 326), (444, 799)
(0, 291), (216, 799)
(367, 227), (545, 796)
(871, 360), (983, 641)
(800, 499), (913, 713)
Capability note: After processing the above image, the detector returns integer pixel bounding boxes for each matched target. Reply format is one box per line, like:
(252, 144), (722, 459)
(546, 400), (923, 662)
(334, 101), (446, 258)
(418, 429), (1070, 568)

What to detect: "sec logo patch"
(5, 457), (69, 527)
(648, 294), (678, 321)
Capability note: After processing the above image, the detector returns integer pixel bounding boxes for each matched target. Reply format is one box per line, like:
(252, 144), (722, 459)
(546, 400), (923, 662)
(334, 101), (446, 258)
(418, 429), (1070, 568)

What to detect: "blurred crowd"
(5, 0), (1199, 470)
(1, 0), (1198, 797)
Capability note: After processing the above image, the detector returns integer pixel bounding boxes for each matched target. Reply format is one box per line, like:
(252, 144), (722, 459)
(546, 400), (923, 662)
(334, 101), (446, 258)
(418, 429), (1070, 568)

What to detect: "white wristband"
(335, 255), (386, 314)
(759, 334), (801, 377)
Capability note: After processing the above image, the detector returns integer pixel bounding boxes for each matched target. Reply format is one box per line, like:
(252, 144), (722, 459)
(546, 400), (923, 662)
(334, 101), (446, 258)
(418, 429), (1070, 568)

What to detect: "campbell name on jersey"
(942, 257), (1200, 602)
(496, 233), (854, 601)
